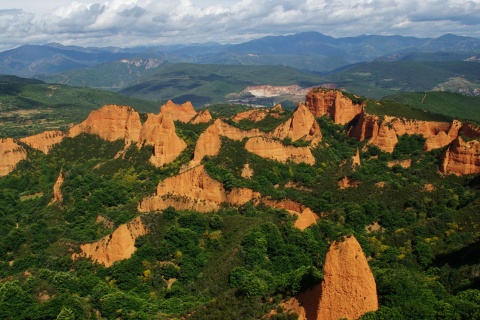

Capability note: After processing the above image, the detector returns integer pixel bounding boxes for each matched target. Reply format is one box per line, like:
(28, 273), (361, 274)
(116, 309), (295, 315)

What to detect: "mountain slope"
(0, 89), (480, 319)
(322, 60), (480, 98)
(0, 75), (159, 138)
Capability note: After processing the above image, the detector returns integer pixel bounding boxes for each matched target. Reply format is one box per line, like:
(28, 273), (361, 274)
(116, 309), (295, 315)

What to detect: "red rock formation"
(386, 117), (459, 151)
(241, 163), (254, 179)
(352, 148), (361, 168)
(160, 100), (197, 123)
(20, 130), (65, 154)
(276, 236), (377, 320)
(270, 103), (322, 147)
(51, 170), (64, 204)
(138, 165), (319, 230)
(305, 89), (363, 124)
(68, 105), (141, 145)
(262, 197), (319, 230)
(245, 137), (315, 165)
(317, 236), (378, 320)
(190, 119), (262, 166)
(72, 216), (147, 267)
(370, 121), (399, 153)
(441, 136), (480, 175)
(191, 109), (213, 124)
(461, 122), (480, 139)
(138, 165), (261, 213)
(190, 105), (320, 168)
(348, 110), (467, 153)
(0, 138), (27, 177)
(138, 113), (187, 167)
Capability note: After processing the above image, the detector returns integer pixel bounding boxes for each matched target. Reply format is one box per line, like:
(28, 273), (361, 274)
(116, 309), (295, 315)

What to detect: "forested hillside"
(0, 90), (479, 319)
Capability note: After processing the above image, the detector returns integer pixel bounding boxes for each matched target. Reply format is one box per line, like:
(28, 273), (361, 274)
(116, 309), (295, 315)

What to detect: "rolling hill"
(0, 75), (159, 138)
(321, 60), (480, 98)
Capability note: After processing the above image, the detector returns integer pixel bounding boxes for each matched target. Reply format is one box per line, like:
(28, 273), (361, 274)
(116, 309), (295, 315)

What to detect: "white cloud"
(0, 0), (479, 50)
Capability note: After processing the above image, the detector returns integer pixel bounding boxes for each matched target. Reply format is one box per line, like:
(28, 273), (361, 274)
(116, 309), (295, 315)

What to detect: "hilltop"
(0, 89), (480, 319)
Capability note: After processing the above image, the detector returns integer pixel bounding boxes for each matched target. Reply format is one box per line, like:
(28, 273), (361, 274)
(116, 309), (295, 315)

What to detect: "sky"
(1, 0), (479, 51)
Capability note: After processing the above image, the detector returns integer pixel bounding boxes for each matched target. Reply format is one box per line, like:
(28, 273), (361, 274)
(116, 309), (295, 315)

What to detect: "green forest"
(1, 97), (480, 320)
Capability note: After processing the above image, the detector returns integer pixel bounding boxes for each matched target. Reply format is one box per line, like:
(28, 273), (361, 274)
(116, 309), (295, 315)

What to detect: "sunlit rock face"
(305, 89), (363, 125)
(72, 216), (147, 267)
(441, 136), (480, 176)
(0, 138), (27, 177)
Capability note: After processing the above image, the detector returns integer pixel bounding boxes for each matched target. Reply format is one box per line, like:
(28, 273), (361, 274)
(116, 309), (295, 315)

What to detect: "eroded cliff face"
(138, 165), (261, 213)
(189, 119), (262, 167)
(139, 165), (319, 229)
(348, 111), (463, 153)
(305, 89), (363, 125)
(191, 109), (213, 124)
(72, 216), (147, 267)
(189, 105), (321, 167)
(138, 113), (187, 167)
(69, 105), (142, 145)
(20, 130), (65, 154)
(0, 138), (27, 177)
(441, 136), (480, 175)
(160, 100), (197, 123)
(51, 170), (64, 204)
(245, 137), (316, 165)
(275, 236), (377, 320)
(270, 103), (322, 147)
(317, 236), (378, 320)
(261, 198), (319, 230)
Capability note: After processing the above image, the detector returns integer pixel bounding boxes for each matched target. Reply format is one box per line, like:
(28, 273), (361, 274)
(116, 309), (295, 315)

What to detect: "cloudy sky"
(1, 0), (479, 51)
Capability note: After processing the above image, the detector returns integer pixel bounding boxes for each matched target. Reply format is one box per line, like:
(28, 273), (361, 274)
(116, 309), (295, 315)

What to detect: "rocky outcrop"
(352, 148), (361, 168)
(138, 113), (187, 167)
(349, 111), (466, 153)
(0, 138), (27, 177)
(68, 105), (141, 145)
(190, 119), (262, 166)
(245, 137), (316, 165)
(461, 122), (480, 139)
(441, 136), (480, 175)
(275, 236), (377, 320)
(348, 113), (400, 153)
(191, 110), (213, 124)
(262, 198), (319, 230)
(305, 89), (364, 125)
(317, 236), (378, 320)
(139, 165), (319, 230)
(370, 121), (399, 153)
(270, 103), (322, 147)
(241, 163), (254, 179)
(72, 216), (147, 267)
(190, 104), (320, 168)
(386, 117), (460, 151)
(232, 104), (284, 123)
(20, 130), (65, 154)
(160, 100), (197, 123)
(138, 165), (261, 213)
(51, 170), (64, 204)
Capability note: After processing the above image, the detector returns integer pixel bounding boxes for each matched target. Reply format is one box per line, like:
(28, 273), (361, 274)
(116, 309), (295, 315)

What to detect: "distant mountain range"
(1, 32), (479, 77)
